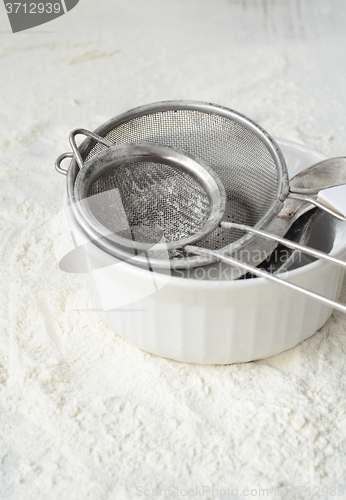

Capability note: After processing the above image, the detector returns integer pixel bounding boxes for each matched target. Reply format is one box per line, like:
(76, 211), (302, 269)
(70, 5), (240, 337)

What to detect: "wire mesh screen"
(83, 109), (279, 252)
(87, 160), (211, 245)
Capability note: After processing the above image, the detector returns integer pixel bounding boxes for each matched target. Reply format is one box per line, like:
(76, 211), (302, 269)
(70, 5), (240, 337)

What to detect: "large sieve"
(60, 100), (289, 270)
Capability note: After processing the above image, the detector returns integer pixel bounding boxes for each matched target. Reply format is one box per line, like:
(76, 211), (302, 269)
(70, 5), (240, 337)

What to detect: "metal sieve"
(58, 100), (289, 270)
(69, 137), (227, 253)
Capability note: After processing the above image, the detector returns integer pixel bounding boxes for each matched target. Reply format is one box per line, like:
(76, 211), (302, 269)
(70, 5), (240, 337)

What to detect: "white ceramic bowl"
(64, 138), (346, 364)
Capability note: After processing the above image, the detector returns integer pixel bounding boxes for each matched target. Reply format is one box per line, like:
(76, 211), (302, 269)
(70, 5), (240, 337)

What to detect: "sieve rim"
(71, 143), (227, 252)
(66, 100), (289, 270)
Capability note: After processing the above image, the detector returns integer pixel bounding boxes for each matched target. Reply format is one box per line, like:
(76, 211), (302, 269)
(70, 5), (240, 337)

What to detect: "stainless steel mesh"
(84, 109), (279, 251)
(87, 160), (211, 246)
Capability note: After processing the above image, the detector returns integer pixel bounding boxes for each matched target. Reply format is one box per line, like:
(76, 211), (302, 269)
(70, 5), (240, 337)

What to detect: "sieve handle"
(69, 128), (114, 170)
(55, 152), (74, 176)
(185, 243), (346, 315)
(221, 222), (346, 271)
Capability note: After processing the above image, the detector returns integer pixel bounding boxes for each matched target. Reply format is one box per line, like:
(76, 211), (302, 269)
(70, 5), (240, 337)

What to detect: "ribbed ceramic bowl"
(64, 138), (346, 364)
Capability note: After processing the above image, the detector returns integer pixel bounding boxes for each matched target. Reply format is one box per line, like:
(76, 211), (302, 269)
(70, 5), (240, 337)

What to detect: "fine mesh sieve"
(62, 101), (289, 270)
(83, 103), (284, 251)
(70, 139), (227, 253)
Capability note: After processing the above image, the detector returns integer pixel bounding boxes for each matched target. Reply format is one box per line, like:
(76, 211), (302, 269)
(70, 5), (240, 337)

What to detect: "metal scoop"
(288, 157), (346, 218)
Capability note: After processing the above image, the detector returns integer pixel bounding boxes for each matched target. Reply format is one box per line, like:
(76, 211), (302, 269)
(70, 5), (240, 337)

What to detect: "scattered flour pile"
(1, 0), (346, 498)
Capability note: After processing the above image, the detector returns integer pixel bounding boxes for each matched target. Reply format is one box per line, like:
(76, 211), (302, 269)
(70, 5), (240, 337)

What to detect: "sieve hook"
(69, 129), (114, 170)
(55, 152), (74, 176)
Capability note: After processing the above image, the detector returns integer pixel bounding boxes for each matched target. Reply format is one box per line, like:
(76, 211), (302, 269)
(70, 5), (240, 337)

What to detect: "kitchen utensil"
(70, 138), (227, 252)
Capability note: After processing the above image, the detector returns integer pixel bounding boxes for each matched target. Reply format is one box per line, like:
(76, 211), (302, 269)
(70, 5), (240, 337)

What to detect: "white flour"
(1, 0), (346, 498)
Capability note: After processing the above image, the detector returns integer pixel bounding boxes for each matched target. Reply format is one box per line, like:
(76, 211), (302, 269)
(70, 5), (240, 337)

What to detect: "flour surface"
(1, 1), (346, 498)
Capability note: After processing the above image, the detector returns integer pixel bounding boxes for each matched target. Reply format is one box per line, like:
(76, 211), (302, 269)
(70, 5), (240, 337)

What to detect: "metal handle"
(186, 220), (346, 314)
(186, 243), (346, 315)
(55, 152), (74, 176)
(69, 128), (114, 169)
(221, 222), (346, 271)
(288, 191), (346, 221)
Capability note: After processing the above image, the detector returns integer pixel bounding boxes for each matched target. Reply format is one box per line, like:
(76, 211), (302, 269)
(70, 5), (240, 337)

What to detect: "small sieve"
(70, 138), (227, 253)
